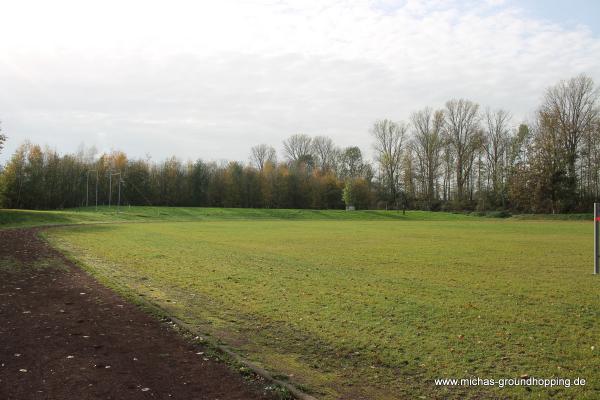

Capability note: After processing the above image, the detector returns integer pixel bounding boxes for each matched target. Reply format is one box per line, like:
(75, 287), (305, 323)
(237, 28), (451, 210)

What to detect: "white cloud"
(0, 0), (599, 163)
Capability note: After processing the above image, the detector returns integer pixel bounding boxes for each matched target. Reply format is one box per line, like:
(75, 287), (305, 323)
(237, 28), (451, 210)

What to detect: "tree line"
(0, 74), (598, 213)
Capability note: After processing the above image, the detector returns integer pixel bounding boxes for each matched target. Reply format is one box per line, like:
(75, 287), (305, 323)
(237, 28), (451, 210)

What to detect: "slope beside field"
(0, 206), (479, 229)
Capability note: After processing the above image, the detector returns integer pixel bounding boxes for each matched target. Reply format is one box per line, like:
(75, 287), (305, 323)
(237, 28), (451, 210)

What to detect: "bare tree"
(483, 108), (511, 203)
(402, 147), (416, 204)
(339, 146), (364, 179)
(411, 107), (444, 209)
(311, 136), (337, 172)
(581, 117), (600, 199)
(372, 119), (407, 204)
(283, 134), (313, 162)
(250, 144), (276, 172)
(444, 99), (481, 202)
(541, 74), (599, 182)
(442, 146), (454, 202)
(530, 111), (568, 213)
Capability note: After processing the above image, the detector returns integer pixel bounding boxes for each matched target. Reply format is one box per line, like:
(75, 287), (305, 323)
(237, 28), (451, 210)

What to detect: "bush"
(487, 210), (512, 218)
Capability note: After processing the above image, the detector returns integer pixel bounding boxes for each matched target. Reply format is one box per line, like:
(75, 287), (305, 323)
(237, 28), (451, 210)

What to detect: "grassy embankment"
(0, 206), (480, 229)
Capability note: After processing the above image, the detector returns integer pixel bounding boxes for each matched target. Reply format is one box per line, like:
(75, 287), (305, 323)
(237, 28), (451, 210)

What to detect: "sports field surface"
(35, 208), (598, 399)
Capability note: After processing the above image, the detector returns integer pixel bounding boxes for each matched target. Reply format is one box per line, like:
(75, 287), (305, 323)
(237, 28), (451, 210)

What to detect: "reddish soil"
(0, 228), (274, 400)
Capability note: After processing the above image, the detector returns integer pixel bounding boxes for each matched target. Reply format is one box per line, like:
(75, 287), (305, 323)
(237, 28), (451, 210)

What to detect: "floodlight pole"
(86, 172), (90, 207)
(109, 172), (122, 212)
(95, 170), (99, 210)
(595, 203), (599, 275)
(108, 172), (112, 208)
(117, 176), (122, 213)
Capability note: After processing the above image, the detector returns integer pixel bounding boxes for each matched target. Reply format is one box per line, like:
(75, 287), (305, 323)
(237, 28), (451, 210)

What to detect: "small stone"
(19, 369), (27, 373)
(141, 387), (150, 392)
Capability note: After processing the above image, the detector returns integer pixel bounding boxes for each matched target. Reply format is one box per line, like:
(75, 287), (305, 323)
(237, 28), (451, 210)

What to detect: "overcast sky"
(1, 0), (599, 164)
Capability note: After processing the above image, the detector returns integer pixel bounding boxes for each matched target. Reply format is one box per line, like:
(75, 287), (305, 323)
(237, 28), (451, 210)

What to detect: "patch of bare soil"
(0, 228), (275, 400)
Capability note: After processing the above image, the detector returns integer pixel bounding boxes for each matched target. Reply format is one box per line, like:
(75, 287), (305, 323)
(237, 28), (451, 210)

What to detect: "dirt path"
(0, 228), (274, 400)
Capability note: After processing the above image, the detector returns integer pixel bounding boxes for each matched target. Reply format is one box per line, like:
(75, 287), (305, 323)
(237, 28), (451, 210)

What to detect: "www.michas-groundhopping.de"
(434, 376), (587, 389)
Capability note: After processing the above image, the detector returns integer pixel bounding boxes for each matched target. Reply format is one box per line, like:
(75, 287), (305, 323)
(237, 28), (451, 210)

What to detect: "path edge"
(38, 226), (320, 400)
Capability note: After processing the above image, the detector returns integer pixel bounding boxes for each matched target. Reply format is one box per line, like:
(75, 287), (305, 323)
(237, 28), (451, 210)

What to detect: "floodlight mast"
(95, 170), (99, 210)
(108, 172), (112, 207)
(595, 203), (599, 275)
(108, 172), (122, 212)
(117, 176), (122, 213)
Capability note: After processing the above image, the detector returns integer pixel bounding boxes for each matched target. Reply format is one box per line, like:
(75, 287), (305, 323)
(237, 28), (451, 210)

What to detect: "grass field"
(40, 209), (599, 399)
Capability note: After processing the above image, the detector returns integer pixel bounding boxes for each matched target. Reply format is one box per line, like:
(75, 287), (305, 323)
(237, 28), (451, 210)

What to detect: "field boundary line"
(39, 226), (320, 400)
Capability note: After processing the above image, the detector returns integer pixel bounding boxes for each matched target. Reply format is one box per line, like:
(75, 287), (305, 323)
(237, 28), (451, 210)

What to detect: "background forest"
(1, 74), (598, 213)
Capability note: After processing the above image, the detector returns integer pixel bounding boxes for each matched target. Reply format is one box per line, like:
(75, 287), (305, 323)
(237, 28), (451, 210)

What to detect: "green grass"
(0, 206), (478, 229)
(44, 214), (600, 399)
(511, 213), (593, 220)
(1, 206), (592, 229)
